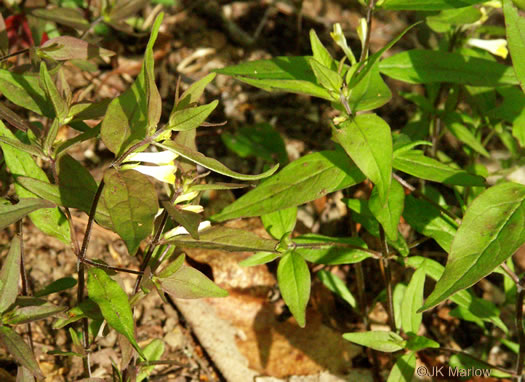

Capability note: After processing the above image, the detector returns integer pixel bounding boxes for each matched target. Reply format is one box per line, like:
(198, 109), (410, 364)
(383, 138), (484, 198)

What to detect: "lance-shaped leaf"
(309, 58), (342, 95)
(155, 140), (278, 180)
(16, 366), (35, 382)
(0, 237), (21, 313)
(166, 101), (218, 132)
(0, 69), (54, 116)
(87, 268), (145, 358)
(333, 114), (392, 205)
(102, 169), (158, 255)
(343, 331), (405, 352)
(0, 103), (36, 134)
(504, 0), (525, 93)
(443, 113), (489, 157)
(420, 182), (525, 312)
(165, 226), (278, 252)
(317, 270), (356, 308)
(214, 56), (333, 100)
(380, 0), (484, 10)
(212, 150), (365, 222)
(0, 135), (45, 158)
(0, 124), (70, 243)
(277, 251), (310, 327)
(173, 73), (216, 112)
(156, 265), (228, 299)
(401, 268), (426, 334)
(403, 194), (457, 252)
(34, 277), (77, 297)
(261, 206), (297, 240)
(31, 7), (89, 30)
(101, 14), (163, 155)
(310, 29), (335, 70)
(369, 179), (404, 241)
(39, 62), (68, 123)
(294, 234), (371, 265)
(4, 297), (67, 324)
(347, 62), (392, 112)
(387, 352), (416, 382)
(137, 339), (165, 382)
(0, 199), (54, 231)
(162, 201), (201, 240)
(393, 150), (485, 186)
(0, 326), (43, 378)
(39, 36), (115, 61)
(379, 49), (518, 87)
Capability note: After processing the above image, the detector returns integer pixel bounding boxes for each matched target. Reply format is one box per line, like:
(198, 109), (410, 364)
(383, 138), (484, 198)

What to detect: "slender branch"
(394, 173), (460, 222)
(379, 226), (396, 332)
(0, 48), (30, 63)
(359, 0), (376, 62)
(77, 180), (105, 377)
(502, 263), (521, 287)
(516, 276), (525, 380)
(17, 220), (34, 353)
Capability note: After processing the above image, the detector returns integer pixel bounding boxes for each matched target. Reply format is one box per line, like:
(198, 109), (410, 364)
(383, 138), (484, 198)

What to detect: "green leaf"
(155, 140), (279, 180)
(239, 252), (281, 267)
(309, 29), (335, 70)
(4, 297), (67, 324)
(101, 169), (159, 255)
(174, 73), (216, 111)
(0, 326), (43, 378)
(393, 150), (485, 186)
(380, 0), (485, 11)
(342, 331), (405, 352)
(156, 265), (228, 299)
(405, 335), (440, 351)
(347, 62), (392, 112)
(162, 201), (201, 240)
(406, 256), (507, 332)
(317, 270), (356, 308)
(101, 15), (162, 155)
(214, 56), (333, 100)
(157, 254), (186, 279)
(309, 58), (342, 95)
(261, 206), (297, 240)
(39, 36), (115, 61)
(221, 123), (288, 164)
(0, 237), (21, 313)
(0, 199), (54, 231)
(39, 63), (68, 123)
(401, 268), (426, 334)
(379, 49), (518, 87)
(31, 7), (90, 30)
(449, 353), (511, 378)
(137, 339), (165, 382)
(393, 283), (407, 329)
(504, 0), (525, 93)
(0, 124), (70, 243)
(426, 7), (482, 33)
(294, 234), (371, 265)
(420, 182), (525, 312)
(87, 268), (145, 358)
(53, 299), (103, 329)
(212, 150), (365, 221)
(165, 226), (278, 252)
(403, 195), (457, 252)
(387, 352), (416, 382)
(333, 114), (392, 205)
(34, 277), (77, 297)
(0, 136), (45, 158)
(166, 101), (218, 132)
(443, 113), (489, 157)
(0, 69), (54, 116)
(0, 103), (36, 134)
(277, 251), (310, 327)
(369, 179), (404, 241)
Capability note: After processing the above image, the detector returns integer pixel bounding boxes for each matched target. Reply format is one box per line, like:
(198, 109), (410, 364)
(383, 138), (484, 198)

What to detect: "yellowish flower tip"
(181, 204), (204, 214)
(331, 23), (357, 64)
(174, 191), (199, 204)
(133, 165), (176, 184)
(483, 0), (502, 8)
(357, 18), (368, 51)
(125, 150), (178, 164)
(467, 38), (508, 59)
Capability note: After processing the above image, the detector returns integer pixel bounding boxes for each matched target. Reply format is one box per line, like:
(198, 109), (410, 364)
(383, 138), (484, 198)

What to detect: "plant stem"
(515, 276), (525, 380)
(435, 348), (517, 376)
(77, 179), (105, 377)
(17, 220), (34, 353)
(379, 226), (396, 332)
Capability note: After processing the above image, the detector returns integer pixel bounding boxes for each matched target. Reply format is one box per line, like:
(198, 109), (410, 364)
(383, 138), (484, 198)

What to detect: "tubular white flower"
(125, 150), (178, 164)
(164, 220), (211, 238)
(180, 204), (204, 214)
(330, 23), (357, 65)
(174, 191), (199, 204)
(133, 164), (176, 184)
(467, 38), (508, 59)
(357, 18), (368, 53)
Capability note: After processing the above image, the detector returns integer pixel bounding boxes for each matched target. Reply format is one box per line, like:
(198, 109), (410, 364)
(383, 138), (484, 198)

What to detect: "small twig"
(379, 226), (396, 332)
(501, 263), (521, 288)
(0, 48), (30, 63)
(77, 180), (105, 377)
(17, 220), (34, 353)
(394, 173), (460, 222)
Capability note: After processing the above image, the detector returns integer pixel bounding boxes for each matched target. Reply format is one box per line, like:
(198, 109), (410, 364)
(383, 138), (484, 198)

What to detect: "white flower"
(125, 150), (178, 164)
(174, 191), (199, 204)
(180, 204), (204, 214)
(330, 23), (357, 65)
(467, 38), (508, 59)
(132, 164), (176, 183)
(357, 18), (368, 54)
(164, 220), (211, 238)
